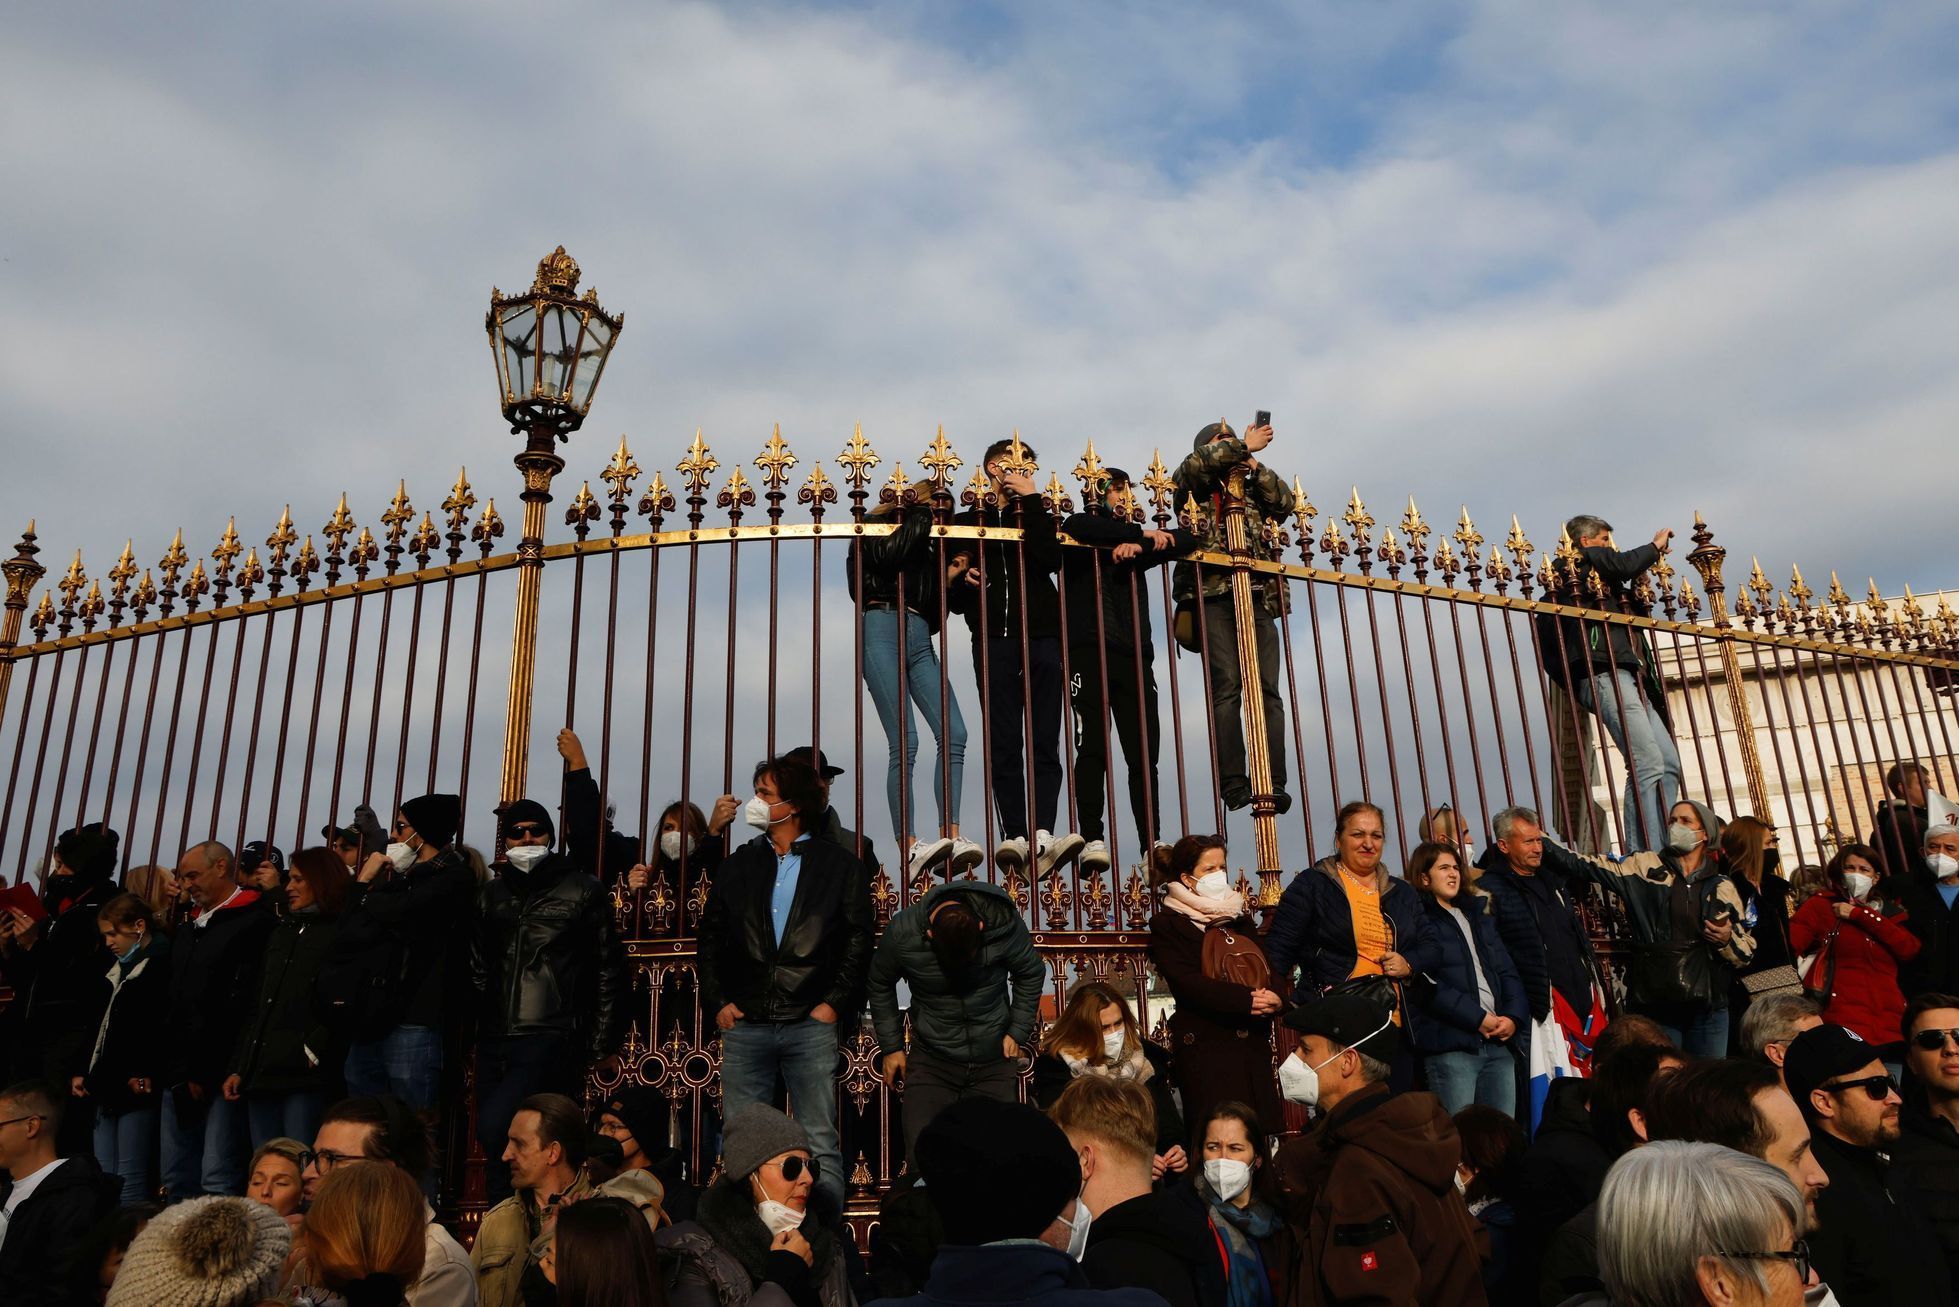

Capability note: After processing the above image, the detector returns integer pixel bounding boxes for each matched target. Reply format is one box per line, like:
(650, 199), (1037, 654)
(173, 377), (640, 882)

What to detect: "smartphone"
(1254, 410), (1271, 428)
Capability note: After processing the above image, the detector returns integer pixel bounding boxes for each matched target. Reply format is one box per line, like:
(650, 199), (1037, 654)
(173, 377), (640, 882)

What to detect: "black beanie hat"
(399, 793), (462, 849)
(497, 798), (555, 843)
(915, 1097), (1080, 1245)
(55, 824), (120, 882)
(600, 1085), (665, 1156)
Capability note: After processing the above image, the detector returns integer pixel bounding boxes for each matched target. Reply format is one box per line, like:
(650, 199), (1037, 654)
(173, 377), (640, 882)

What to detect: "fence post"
(1222, 465), (1282, 903)
(0, 523), (46, 725)
(500, 429), (563, 806)
(1687, 513), (1771, 817)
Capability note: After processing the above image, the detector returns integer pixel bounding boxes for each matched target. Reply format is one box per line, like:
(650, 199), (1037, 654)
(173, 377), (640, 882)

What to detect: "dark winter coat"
(1893, 1105), (1959, 1295)
(1868, 799), (1929, 888)
(658, 1176), (853, 1307)
(849, 502), (953, 636)
(1263, 859), (1441, 1002)
(318, 847), (476, 1039)
(0, 1153), (120, 1307)
(1788, 891), (1919, 1048)
(1030, 1042), (1186, 1156)
(232, 908), (342, 1095)
(870, 880), (1043, 1063)
(1535, 541), (1671, 728)
(1509, 1078), (1606, 1276)
(1808, 1126), (1954, 1307)
(1272, 1085), (1486, 1307)
(698, 833), (873, 1023)
(1082, 1188), (1227, 1307)
(1058, 511), (1197, 661)
(1899, 876), (1959, 999)
(472, 852), (625, 1061)
(1474, 847), (1601, 1021)
(564, 764), (643, 884)
(1552, 843), (1753, 1010)
(867, 1242), (1172, 1307)
(1408, 894), (1528, 1058)
(1149, 908), (1283, 1137)
(163, 889), (278, 1091)
(82, 933), (173, 1115)
(0, 878), (115, 1085)
(946, 492), (1063, 642)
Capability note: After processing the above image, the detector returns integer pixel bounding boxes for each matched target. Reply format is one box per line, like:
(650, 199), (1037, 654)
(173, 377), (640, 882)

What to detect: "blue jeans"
(344, 1024), (443, 1110)
(94, 1105), (159, 1205)
(246, 1090), (329, 1151)
(719, 1018), (845, 1212)
(1573, 668), (1683, 852)
(1425, 1042), (1517, 1117)
(1650, 1004), (1729, 1058)
(476, 1032), (579, 1204)
(161, 1091), (249, 1199)
(863, 608), (966, 840)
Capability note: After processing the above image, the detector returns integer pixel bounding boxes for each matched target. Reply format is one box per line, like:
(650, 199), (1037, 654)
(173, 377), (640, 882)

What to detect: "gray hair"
(1925, 824), (1959, 852)
(1565, 514), (1612, 544)
(1739, 993), (1822, 1058)
(1492, 806), (1541, 843)
(185, 840), (236, 876)
(1597, 1141), (1804, 1307)
(1353, 1051), (1392, 1085)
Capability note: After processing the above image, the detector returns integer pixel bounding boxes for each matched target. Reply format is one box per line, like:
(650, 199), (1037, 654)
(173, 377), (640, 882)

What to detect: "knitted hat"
(722, 1104), (812, 1181)
(497, 798), (555, 843)
(399, 793), (462, 848)
(106, 1196), (290, 1307)
(600, 1084), (666, 1156)
(914, 1096), (1081, 1245)
(55, 824), (120, 882)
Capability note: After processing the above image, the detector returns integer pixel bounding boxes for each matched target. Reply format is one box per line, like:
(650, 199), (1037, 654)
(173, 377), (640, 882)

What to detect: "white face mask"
(745, 796), (783, 830)
(1102, 1029), (1126, 1061)
(1193, 870), (1230, 899)
(1453, 1167), (1469, 1196)
(385, 841), (418, 872)
(1204, 1158), (1251, 1202)
(1064, 1198), (1093, 1261)
(1803, 1283), (1842, 1307)
(1666, 822), (1703, 853)
(1930, 853), (1959, 882)
(660, 830), (691, 862)
(504, 845), (549, 872)
(1843, 871), (1874, 902)
(756, 1199), (804, 1236)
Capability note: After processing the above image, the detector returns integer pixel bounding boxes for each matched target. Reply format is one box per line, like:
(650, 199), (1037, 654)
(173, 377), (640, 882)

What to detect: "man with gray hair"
(1539, 514), (1682, 852)
(1475, 804), (1602, 1028)
(160, 840), (277, 1199)
(1739, 992), (1823, 1084)
(1594, 1141), (1814, 1307)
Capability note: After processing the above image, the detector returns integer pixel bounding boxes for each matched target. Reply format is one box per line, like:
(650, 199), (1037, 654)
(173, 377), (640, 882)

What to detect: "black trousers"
(1201, 598), (1288, 794)
(1067, 636), (1162, 845)
(974, 635), (1065, 839)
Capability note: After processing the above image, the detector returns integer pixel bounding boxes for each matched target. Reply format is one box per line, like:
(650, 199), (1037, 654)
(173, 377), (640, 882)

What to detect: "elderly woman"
(1594, 1141), (1813, 1307)
(657, 1104), (854, 1307)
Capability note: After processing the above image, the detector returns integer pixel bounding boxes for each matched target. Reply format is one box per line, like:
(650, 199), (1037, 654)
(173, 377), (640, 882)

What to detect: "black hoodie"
(1081, 1185), (1224, 1307)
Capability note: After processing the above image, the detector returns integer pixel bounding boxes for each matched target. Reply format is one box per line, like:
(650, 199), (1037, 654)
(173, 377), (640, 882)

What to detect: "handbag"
(1626, 940), (1715, 1008)
(1202, 924), (1271, 989)
(1802, 928), (1841, 1004)
(1741, 886), (1805, 1000)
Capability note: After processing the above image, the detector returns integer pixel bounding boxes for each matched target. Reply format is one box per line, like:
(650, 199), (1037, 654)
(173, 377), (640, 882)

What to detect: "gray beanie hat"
(722, 1104), (812, 1181)
(106, 1196), (290, 1307)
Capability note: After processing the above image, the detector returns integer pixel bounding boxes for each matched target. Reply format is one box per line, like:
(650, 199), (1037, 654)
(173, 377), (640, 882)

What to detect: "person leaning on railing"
(1170, 418), (1292, 816)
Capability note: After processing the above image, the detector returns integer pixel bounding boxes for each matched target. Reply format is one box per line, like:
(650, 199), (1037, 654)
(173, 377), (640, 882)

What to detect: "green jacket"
(1171, 436), (1294, 614)
(868, 881), (1045, 1062)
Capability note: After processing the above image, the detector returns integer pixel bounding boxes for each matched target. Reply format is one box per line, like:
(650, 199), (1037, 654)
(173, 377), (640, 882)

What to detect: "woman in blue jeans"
(849, 500), (979, 882)
(82, 892), (173, 1204)
(1406, 842), (1528, 1116)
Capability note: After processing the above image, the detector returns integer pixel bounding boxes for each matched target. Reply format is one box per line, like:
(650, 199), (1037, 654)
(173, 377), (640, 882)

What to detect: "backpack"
(1201, 924), (1271, 989)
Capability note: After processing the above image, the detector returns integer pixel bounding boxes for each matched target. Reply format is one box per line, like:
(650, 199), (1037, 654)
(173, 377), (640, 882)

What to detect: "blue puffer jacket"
(1264, 857), (1440, 1000)
(1408, 893), (1529, 1056)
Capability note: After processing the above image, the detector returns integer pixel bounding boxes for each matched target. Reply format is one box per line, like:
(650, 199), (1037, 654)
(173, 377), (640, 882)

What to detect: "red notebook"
(0, 881), (49, 925)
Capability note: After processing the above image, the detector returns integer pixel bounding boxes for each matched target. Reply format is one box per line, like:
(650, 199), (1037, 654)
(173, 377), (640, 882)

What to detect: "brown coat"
(1274, 1085), (1486, 1307)
(1150, 908), (1283, 1137)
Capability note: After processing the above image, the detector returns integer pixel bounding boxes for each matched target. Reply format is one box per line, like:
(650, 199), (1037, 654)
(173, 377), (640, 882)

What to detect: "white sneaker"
(948, 838), (985, 876)
(1038, 829), (1086, 879)
(907, 837), (954, 880)
(1079, 839), (1112, 873)
(994, 837), (1030, 875)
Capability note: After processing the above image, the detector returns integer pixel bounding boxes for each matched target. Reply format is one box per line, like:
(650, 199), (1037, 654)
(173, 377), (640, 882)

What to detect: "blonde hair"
(302, 1162), (426, 1293)
(1048, 1075), (1156, 1167)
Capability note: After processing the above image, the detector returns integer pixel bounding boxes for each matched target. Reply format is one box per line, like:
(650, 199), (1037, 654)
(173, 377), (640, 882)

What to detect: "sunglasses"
(1821, 1073), (1896, 1101)
(1719, 1238), (1810, 1285)
(765, 1155), (819, 1183)
(505, 824), (547, 839)
(1913, 1028), (1959, 1052)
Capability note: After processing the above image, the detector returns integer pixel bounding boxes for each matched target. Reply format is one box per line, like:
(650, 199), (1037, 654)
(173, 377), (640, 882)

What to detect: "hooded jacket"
(1081, 1187), (1227, 1307)
(869, 880), (1044, 1064)
(84, 932), (174, 1114)
(163, 887), (278, 1091)
(1263, 858), (1441, 1003)
(1273, 1085), (1487, 1307)
(698, 833), (874, 1023)
(947, 492), (1063, 642)
(471, 849), (625, 1060)
(658, 1175), (851, 1307)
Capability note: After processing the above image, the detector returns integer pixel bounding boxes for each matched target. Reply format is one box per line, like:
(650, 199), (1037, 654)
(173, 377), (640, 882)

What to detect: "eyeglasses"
(0, 1114), (43, 1130)
(298, 1147), (369, 1173)
(763, 1155), (819, 1183)
(1820, 1073), (1897, 1101)
(506, 824), (547, 839)
(1913, 1028), (1959, 1052)
(1718, 1238), (1811, 1284)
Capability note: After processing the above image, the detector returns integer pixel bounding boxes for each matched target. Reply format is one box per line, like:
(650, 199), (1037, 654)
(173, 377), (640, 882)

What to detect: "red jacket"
(1789, 892), (1920, 1047)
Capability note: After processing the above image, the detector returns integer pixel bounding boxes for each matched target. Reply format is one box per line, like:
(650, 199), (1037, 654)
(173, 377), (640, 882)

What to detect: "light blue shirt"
(771, 838), (809, 944)
(1940, 882), (1959, 911)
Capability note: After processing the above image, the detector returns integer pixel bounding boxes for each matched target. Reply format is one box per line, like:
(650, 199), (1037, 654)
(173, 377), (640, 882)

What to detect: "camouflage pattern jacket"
(1171, 436), (1294, 617)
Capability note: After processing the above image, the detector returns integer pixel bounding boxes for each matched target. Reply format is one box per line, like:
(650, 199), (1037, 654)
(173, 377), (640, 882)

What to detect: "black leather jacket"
(847, 502), (951, 635)
(698, 833), (874, 1022)
(472, 853), (626, 1059)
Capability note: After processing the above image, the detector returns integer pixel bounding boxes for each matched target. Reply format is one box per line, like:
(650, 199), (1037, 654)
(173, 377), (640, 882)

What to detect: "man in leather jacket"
(699, 753), (874, 1213)
(471, 798), (626, 1202)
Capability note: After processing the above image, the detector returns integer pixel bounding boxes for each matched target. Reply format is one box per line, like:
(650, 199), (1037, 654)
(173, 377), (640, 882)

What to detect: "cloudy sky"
(4, 2), (1957, 869)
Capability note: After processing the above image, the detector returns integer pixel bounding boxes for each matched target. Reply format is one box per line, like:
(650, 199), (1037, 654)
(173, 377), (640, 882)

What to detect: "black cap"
(1283, 993), (1403, 1063)
(496, 798), (555, 843)
(240, 841), (285, 873)
(1784, 1023), (1886, 1116)
(321, 822), (359, 844)
(915, 1097), (1080, 1245)
(785, 746), (845, 779)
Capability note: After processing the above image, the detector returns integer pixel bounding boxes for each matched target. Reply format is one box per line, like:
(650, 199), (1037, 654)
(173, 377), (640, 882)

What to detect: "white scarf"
(1165, 880), (1245, 925)
(1062, 1044), (1154, 1085)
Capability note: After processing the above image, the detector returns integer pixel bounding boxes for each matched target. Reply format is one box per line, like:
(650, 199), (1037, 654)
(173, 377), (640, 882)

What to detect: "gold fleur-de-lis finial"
(473, 500), (505, 553)
(323, 495), (356, 555)
(882, 461), (914, 505)
(1342, 488), (1374, 544)
(1291, 476), (1317, 534)
(1071, 439), (1107, 494)
(380, 481), (414, 543)
(636, 472), (675, 522)
(601, 436), (642, 503)
(1652, 552), (1675, 592)
(1044, 471), (1074, 515)
(1454, 506), (1483, 557)
(444, 468), (477, 528)
(837, 423), (879, 493)
(1902, 585), (1927, 630)
(1486, 544), (1511, 584)
(1180, 492), (1206, 532)
(799, 461), (837, 517)
(753, 424), (797, 492)
(1748, 556), (1773, 606)
(566, 481), (600, 528)
(1937, 594), (1959, 641)
(997, 430), (1037, 479)
(235, 546), (264, 597)
(1789, 566), (1814, 610)
(717, 465), (755, 516)
(182, 559), (210, 609)
(1554, 525), (1581, 566)
(917, 426), (960, 491)
(677, 429), (720, 498)
(1400, 497), (1430, 550)
(292, 538), (320, 589)
(213, 518), (243, 572)
(962, 466), (992, 509)
(57, 552), (87, 609)
(30, 592), (54, 637)
(1537, 552), (1557, 592)
(107, 541), (138, 600)
(410, 512), (441, 561)
(1142, 450), (1176, 513)
(1506, 515), (1532, 562)
(1434, 537), (1460, 579)
(1827, 571), (1852, 613)
(267, 507), (298, 562)
(79, 579), (106, 627)
(131, 567), (158, 615)
(159, 530), (189, 589)
(1113, 481), (1143, 523)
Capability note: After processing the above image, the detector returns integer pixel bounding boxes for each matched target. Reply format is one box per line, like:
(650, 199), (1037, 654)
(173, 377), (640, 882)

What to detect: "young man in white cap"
(1901, 790), (1959, 998)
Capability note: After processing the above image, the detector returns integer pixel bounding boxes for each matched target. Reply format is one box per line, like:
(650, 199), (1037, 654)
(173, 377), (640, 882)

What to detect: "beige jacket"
(471, 1168), (665, 1307)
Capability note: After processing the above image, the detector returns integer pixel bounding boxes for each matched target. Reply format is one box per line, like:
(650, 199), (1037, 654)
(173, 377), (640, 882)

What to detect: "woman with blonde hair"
(1031, 980), (1186, 1177)
(121, 864), (182, 927)
(299, 1162), (426, 1307)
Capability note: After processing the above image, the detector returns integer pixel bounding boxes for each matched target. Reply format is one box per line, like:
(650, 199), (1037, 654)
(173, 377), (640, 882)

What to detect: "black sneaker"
(1223, 786), (1254, 811)
(1273, 790), (1293, 816)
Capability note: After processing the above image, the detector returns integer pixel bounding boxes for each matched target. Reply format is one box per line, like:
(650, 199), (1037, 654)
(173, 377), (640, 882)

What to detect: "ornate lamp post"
(487, 247), (622, 803)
